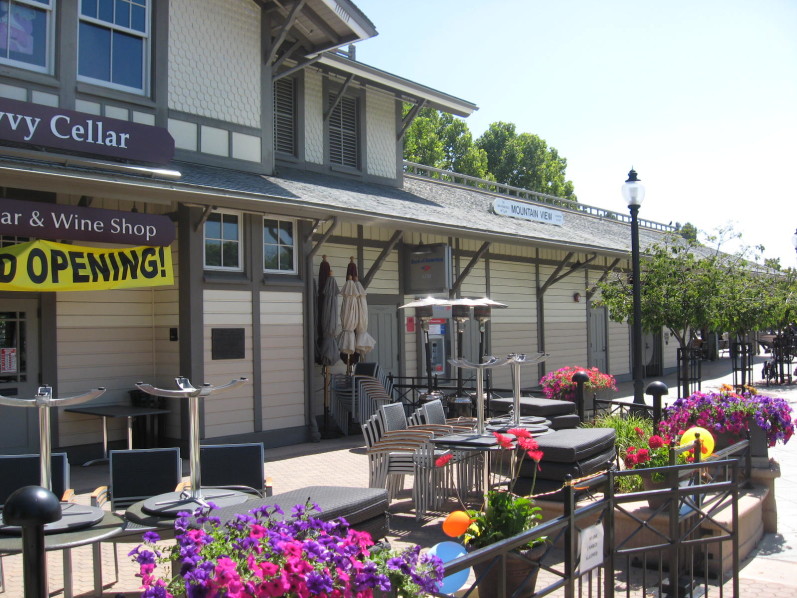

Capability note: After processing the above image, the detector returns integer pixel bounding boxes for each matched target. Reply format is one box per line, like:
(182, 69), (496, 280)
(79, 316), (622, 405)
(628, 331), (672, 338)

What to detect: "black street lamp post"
(622, 168), (646, 405)
(792, 228), (797, 258)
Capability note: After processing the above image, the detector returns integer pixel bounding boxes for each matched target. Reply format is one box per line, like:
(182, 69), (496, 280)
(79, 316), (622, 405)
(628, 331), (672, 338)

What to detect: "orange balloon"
(442, 510), (472, 537)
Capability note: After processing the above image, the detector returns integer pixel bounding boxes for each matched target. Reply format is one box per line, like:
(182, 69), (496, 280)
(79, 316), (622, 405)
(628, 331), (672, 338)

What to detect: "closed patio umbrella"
(317, 256), (340, 435)
(338, 257), (375, 372)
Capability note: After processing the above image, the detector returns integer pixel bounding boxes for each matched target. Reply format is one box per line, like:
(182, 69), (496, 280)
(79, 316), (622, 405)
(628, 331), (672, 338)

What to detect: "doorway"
(367, 304), (399, 378)
(0, 296), (40, 453)
(588, 306), (608, 372)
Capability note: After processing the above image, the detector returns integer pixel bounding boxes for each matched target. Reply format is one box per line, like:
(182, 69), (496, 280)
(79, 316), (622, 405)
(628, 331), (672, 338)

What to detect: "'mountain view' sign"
(493, 198), (564, 226)
(0, 97), (174, 164)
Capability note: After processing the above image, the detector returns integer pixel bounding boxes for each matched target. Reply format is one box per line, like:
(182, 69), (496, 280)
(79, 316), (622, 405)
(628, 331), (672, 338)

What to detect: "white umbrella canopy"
(338, 277), (358, 356)
(354, 279), (375, 355)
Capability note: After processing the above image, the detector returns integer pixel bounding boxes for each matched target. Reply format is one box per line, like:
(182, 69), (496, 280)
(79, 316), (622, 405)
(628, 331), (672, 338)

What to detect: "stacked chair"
(363, 401), (481, 518)
(330, 362), (395, 435)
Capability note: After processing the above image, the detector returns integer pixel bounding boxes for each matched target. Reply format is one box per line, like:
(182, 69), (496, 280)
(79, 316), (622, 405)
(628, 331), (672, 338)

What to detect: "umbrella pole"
(323, 365), (330, 436)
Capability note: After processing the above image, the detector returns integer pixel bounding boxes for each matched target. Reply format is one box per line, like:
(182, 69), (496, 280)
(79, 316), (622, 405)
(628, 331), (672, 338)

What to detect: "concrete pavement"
(1, 355), (796, 596)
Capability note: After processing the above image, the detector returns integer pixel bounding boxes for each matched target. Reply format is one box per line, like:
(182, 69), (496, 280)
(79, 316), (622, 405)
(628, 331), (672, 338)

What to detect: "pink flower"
(517, 436), (539, 451)
(493, 431), (513, 449)
(507, 427), (531, 438)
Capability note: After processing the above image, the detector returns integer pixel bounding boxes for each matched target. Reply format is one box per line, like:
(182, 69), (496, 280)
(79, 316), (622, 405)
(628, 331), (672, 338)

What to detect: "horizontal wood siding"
(56, 288), (158, 447)
(489, 259), (537, 388)
(363, 247), (398, 294)
(204, 290), (254, 438)
(260, 291), (305, 430)
(540, 264), (589, 373)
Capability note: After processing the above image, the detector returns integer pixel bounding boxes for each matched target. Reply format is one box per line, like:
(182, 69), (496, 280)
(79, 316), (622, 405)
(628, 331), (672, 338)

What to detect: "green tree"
(675, 222), (700, 243)
(402, 107), (489, 179)
(475, 122), (576, 199)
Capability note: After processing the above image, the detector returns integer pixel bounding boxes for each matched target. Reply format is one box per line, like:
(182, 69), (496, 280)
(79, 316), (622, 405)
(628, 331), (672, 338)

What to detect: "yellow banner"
(0, 240), (173, 291)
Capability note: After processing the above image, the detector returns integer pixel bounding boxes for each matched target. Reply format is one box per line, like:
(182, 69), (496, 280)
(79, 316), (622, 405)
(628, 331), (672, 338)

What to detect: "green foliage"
(675, 222), (700, 243)
(582, 413), (652, 493)
(464, 490), (543, 549)
(402, 110), (575, 199)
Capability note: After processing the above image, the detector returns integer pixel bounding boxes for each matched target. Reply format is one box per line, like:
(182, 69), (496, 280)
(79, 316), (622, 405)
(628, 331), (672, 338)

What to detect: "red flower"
(517, 436), (539, 451)
(493, 432), (514, 449)
(634, 427), (645, 437)
(635, 448), (650, 464)
(507, 427), (531, 439)
(526, 449), (544, 463)
(648, 435), (666, 449)
(435, 453), (453, 467)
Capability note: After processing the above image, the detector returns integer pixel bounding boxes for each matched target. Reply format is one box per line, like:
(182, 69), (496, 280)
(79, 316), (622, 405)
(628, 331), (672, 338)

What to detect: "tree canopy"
(402, 109), (575, 199)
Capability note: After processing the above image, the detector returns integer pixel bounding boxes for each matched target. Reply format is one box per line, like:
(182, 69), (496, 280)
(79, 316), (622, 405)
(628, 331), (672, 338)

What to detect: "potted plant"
(539, 366), (617, 402)
(658, 385), (794, 460)
(622, 427), (689, 509)
(460, 429), (547, 598)
(129, 501), (444, 598)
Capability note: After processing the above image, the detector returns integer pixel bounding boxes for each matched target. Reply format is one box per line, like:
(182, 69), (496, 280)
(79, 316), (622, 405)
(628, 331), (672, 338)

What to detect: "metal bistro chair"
(91, 447), (182, 581)
(0, 453), (73, 592)
(197, 443), (272, 497)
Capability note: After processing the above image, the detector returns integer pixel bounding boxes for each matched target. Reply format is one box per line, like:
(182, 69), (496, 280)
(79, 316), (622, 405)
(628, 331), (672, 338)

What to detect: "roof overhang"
(316, 53), (478, 117)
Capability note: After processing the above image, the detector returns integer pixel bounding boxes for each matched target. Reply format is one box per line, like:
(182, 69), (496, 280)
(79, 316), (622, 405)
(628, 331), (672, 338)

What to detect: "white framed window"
(0, 0), (53, 73)
(263, 217), (296, 274)
(328, 92), (359, 169)
(204, 211), (242, 271)
(78, 0), (149, 94)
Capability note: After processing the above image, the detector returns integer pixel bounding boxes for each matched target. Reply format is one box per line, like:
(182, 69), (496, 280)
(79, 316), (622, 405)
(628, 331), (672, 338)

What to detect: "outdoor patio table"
(65, 404), (171, 466)
(0, 510), (124, 598)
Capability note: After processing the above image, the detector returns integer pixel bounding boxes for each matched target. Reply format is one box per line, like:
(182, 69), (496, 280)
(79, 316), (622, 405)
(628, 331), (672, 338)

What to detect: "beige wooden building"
(0, 0), (677, 458)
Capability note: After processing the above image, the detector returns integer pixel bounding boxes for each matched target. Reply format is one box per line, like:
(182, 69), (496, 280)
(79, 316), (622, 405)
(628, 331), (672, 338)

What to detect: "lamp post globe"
(791, 228), (797, 256)
(623, 168), (646, 405)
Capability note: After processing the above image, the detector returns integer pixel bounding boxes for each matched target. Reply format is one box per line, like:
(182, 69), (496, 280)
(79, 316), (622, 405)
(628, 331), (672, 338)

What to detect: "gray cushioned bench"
(125, 485), (389, 541)
(512, 428), (616, 497)
(489, 397), (580, 429)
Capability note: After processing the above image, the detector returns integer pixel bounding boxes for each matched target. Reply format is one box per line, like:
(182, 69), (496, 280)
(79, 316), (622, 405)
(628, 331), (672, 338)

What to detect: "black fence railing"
(437, 445), (748, 598)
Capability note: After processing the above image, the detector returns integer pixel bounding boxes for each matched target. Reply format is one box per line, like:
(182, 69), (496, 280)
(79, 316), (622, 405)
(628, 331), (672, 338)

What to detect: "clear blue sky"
(353, 0), (797, 266)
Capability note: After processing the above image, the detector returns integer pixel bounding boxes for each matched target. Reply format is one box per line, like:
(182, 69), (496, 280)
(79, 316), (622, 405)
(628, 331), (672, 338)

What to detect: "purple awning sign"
(0, 198), (175, 246)
(0, 97), (175, 165)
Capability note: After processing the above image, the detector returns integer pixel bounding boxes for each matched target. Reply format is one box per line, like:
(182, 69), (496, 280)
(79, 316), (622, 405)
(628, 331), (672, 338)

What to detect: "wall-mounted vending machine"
(427, 318), (450, 378)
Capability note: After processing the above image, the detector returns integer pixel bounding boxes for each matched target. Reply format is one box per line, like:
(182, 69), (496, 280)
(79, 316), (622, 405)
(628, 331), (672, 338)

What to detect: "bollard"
(4, 485), (62, 598)
(645, 381), (668, 431)
(571, 370), (590, 421)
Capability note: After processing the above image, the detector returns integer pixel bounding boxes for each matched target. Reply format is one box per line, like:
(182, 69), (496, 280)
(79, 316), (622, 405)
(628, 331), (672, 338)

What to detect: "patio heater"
(134, 376), (249, 516)
(507, 353), (549, 427)
(0, 386), (107, 532)
(399, 297), (449, 391)
(448, 355), (512, 435)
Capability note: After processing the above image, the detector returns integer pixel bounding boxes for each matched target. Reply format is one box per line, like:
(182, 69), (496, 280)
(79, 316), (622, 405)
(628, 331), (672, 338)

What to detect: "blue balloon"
(429, 540), (470, 594)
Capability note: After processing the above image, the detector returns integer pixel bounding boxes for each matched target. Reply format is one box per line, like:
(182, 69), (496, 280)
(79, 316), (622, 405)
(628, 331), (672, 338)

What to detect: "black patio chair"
(198, 443), (272, 497)
(91, 447), (182, 581)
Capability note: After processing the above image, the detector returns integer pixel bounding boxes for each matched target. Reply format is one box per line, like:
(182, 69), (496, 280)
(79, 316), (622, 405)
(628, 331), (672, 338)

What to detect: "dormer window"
(274, 77), (297, 157)
(328, 93), (359, 169)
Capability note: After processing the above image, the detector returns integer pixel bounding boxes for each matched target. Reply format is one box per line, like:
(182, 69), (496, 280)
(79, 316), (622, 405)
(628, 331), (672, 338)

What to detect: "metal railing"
(437, 448), (747, 598)
(403, 161), (677, 233)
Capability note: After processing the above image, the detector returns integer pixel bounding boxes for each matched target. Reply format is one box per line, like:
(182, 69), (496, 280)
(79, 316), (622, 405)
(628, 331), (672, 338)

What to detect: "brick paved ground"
(2, 356), (796, 597)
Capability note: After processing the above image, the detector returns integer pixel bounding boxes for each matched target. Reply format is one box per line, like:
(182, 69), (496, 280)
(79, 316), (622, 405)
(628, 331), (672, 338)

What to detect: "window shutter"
(328, 93), (359, 168)
(274, 78), (296, 155)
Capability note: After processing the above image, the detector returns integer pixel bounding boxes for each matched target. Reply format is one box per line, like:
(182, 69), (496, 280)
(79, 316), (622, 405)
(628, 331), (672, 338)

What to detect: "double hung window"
(204, 212), (242, 271)
(78, 0), (149, 94)
(263, 218), (296, 274)
(0, 0), (52, 73)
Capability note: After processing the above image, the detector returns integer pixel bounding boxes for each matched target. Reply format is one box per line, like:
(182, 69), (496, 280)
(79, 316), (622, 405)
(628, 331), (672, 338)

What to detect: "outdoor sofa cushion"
(533, 428), (616, 463)
(489, 397), (576, 418)
(521, 445), (616, 480)
(548, 414), (581, 430)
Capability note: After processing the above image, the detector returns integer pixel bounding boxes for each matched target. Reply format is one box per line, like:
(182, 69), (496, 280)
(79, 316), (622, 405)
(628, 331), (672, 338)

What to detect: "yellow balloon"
(442, 510), (472, 537)
(680, 426), (715, 459)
